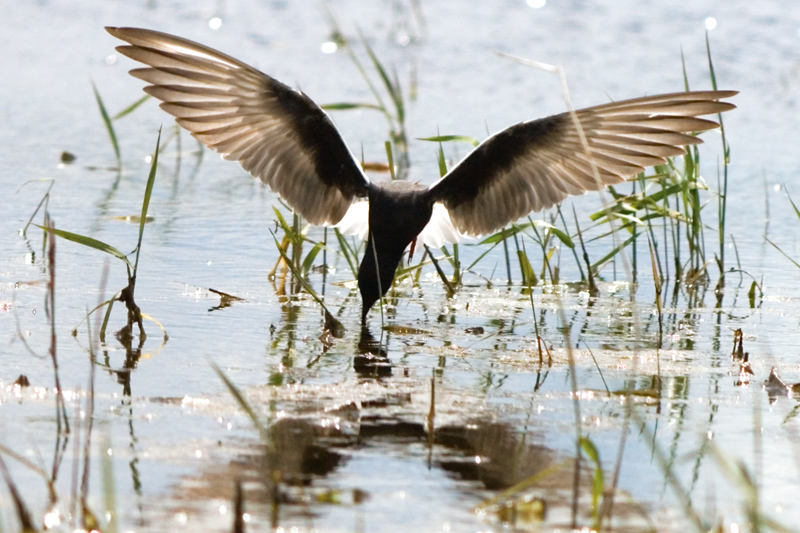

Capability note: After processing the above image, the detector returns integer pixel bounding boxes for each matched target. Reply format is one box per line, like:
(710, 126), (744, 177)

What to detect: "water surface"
(1, 1), (799, 531)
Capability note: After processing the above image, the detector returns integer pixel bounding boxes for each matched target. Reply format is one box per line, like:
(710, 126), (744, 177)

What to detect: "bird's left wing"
(425, 90), (737, 236)
(107, 27), (371, 226)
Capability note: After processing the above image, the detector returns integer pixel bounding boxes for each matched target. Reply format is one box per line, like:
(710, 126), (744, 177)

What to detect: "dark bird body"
(107, 27), (737, 322)
(359, 181), (433, 319)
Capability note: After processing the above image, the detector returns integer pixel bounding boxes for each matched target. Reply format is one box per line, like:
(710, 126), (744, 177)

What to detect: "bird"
(106, 27), (737, 323)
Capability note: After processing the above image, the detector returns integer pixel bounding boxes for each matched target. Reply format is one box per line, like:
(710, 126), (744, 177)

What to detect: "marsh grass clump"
(92, 83), (151, 169)
(408, 43), (736, 311)
(37, 131), (164, 342)
(322, 12), (413, 178)
(269, 228), (346, 339)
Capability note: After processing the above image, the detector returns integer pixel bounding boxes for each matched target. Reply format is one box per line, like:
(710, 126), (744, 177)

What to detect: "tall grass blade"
(517, 247), (537, 287)
(785, 188), (800, 220)
(272, 207), (292, 238)
(111, 94), (150, 121)
(35, 226), (132, 269)
(556, 206), (584, 281)
(572, 206), (597, 295)
(0, 454), (37, 533)
(19, 179), (54, 237)
(334, 228), (359, 278)
(502, 229), (512, 284)
(271, 232), (345, 336)
(579, 437), (605, 529)
(464, 240), (500, 272)
(292, 213), (302, 268)
(321, 102), (383, 111)
(209, 359), (269, 442)
(591, 234), (637, 272)
(531, 220), (574, 249)
(436, 139), (448, 177)
(359, 30), (400, 117)
(706, 34), (730, 285)
(325, 13), (392, 127)
(418, 135), (479, 147)
(423, 245), (455, 296)
(477, 224), (528, 245)
(92, 82), (121, 167)
(100, 295), (116, 341)
(385, 140), (396, 180)
(134, 129), (161, 272)
(301, 242), (324, 276)
(450, 243), (461, 286)
(100, 432), (117, 533)
(765, 237), (800, 270)
(631, 409), (707, 530)
(390, 65), (405, 124)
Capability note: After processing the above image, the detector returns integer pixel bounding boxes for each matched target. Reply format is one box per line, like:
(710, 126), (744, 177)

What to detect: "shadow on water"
(156, 407), (618, 530)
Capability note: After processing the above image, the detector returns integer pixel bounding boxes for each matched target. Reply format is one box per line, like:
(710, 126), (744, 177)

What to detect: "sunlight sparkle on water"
(43, 508), (60, 528)
(209, 17), (222, 30)
(321, 41), (338, 54)
(705, 17), (717, 30)
(526, 0), (546, 8)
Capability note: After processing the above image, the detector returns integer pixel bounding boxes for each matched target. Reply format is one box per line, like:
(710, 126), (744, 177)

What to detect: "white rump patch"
(419, 203), (462, 247)
(334, 201), (461, 248)
(334, 201), (369, 240)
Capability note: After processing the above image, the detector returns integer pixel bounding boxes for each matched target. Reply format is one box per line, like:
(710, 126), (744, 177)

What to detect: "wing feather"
(426, 90), (737, 236)
(107, 26), (370, 226)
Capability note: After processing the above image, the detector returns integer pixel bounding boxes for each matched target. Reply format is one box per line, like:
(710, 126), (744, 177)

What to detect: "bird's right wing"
(107, 27), (371, 226)
(426, 90), (737, 236)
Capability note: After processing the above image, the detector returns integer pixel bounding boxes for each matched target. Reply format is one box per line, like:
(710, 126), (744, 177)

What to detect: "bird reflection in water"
(355, 326), (392, 378)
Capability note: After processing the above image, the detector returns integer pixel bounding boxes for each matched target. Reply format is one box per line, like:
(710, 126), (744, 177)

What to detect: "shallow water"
(2, 1), (800, 531)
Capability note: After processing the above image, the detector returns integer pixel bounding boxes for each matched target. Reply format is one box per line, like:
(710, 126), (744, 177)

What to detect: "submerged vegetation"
(4, 7), (798, 533)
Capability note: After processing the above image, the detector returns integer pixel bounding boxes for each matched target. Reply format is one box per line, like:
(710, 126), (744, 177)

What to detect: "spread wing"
(107, 26), (371, 226)
(426, 90), (737, 236)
